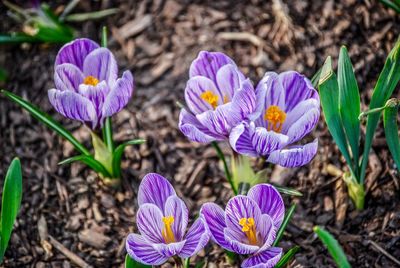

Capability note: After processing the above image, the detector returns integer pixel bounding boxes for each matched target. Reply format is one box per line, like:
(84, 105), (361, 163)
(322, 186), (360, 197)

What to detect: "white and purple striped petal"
(138, 173), (176, 211)
(179, 218), (210, 258)
(179, 108), (226, 143)
(241, 247), (283, 268)
(126, 234), (168, 266)
(224, 228), (259, 255)
(251, 127), (288, 156)
(83, 47), (118, 87)
(189, 51), (235, 80)
(256, 214), (276, 253)
(55, 38), (99, 70)
(153, 240), (186, 258)
(200, 203), (231, 250)
(54, 64), (84, 92)
(267, 139), (318, 167)
(185, 76), (221, 114)
(136, 203), (164, 244)
(247, 184), (285, 229)
(48, 89), (96, 124)
(164, 196), (189, 241)
(216, 64), (244, 101)
(229, 122), (258, 157)
(102, 70), (134, 118)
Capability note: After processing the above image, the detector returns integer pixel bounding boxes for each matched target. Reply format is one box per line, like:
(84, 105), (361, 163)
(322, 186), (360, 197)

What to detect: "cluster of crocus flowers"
(125, 173), (210, 265)
(179, 51), (320, 167)
(201, 183), (285, 267)
(48, 38), (134, 129)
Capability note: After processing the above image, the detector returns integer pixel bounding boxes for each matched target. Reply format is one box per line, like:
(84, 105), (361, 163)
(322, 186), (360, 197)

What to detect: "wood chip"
(117, 15), (152, 40)
(78, 229), (111, 249)
(49, 235), (92, 268)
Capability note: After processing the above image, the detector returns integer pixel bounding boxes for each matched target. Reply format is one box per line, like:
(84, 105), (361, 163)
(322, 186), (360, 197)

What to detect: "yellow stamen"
(83, 76), (99, 86)
(161, 216), (175, 244)
(238, 217), (258, 245)
(200, 90), (219, 109)
(223, 95), (230, 104)
(264, 105), (286, 133)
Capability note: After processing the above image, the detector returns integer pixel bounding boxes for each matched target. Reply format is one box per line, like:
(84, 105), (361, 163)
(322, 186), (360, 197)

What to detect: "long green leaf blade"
(311, 67), (322, 88)
(275, 246), (300, 268)
(318, 57), (354, 176)
(383, 103), (400, 170)
(1, 90), (90, 156)
(273, 203), (296, 246)
(338, 46), (360, 176)
(314, 226), (352, 268)
(360, 38), (400, 183)
(112, 139), (146, 178)
(125, 254), (151, 268)
(272, 184), (303, 197)
(0, 158), (22, 262)
(59, 155), (112, 178)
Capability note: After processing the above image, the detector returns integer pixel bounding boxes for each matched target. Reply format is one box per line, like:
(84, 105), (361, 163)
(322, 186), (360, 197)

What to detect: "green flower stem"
(183, 258), (189, 268)
(237, 182), (250, 195)
(211, 142), (237, 195)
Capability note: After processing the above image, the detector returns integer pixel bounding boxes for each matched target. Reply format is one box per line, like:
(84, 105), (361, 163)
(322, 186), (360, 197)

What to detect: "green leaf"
(273, 203), (296, 247)
(91, 132), (113, 176)
(1, 90), (91, 156)
(59, 155), (112, 178)
(275, 246), (300, 268)
(384, 102), (400, 170)
(318, 57), (355, 176)
(112, 139), (146, 178)
(311, 67), (322, 88)
(65, 9), (119, 22)
(0, 33), (38, 44)
(379, 0), (400, 13)
(338, 46), (360, 176)
(314, 226), (352, 268)
(272, 184), (303, 197)
(360, 37), (400, 183)
(0, 158), (22, 263)
(124, 254), (151, 268)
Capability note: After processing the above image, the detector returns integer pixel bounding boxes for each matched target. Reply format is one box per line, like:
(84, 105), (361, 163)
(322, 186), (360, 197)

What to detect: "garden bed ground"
(1, 0), (400, 267)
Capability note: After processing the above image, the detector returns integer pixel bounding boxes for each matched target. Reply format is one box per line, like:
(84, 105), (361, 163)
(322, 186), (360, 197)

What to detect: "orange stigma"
(201, 90), (219, 109)
(264, 105), (286, 133)
(239, 217), (258, 245)
(161, 216), (175, 244)
(83, 76), (99, 86)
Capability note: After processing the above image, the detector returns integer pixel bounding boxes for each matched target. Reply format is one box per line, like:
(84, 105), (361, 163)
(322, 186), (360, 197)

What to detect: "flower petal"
(251, 127), (289, 156)
(224, 228), (259, 255)
(196, 104), (232, 137)
(102, 70), (134, 118)
(225, 196), (262, 239)
(229, 79), (257, 124)
(153, 240), (186, 258)
(55, 38), (99, 70)
(78, 81), (109, 115)
(229, 122), (258, 157)
(54, 63), (84, 92)
(254, 72), (285, 128)
(189, 51), (235, 81)
(48, 89), (96, 125)
(200, 203), (230, 250)
(257, 214), (276, 253)
(126, 234), (168, 266)
(285, 106), (320, 144)
(280, 71), (319, 112)
(164, 196), (188, 241)
(282, 98), (319, 134)
(179, 218), (210, 258)
(179, 108), (225, 143)
(83, 47), (118, 86)
(138, 173), (176, 210)
(267, 139), (318, 167)
(216, 64), (244, 101)
(136, 203), (164, 243)
(241, 247), (283, 268)
(185, 76), (221, 114)
(247, 184), (285, 229)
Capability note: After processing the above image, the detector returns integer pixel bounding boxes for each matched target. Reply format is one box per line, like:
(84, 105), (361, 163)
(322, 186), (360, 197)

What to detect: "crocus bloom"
(179, 51), (256, 143)
(126, 173), (210, 265)
(229, 71), (320, 167)
(201, 184), (285, 268)
(48, 38), (134, 129)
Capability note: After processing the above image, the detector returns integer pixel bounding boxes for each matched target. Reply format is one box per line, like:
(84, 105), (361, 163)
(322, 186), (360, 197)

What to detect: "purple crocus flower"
(179, 51), (256, 143)
(48, 38), (134, 129)
(229, 71), (320, 167)
(201, 184), (285, 268)
(126, 173), (210, 265)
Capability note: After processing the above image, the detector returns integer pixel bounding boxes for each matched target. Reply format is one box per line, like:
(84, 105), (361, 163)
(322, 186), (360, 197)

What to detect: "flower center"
(201, 90), (219, 109)
(264, 105), (286, 133)
(161, 216), (175, 244)
(83, 76), (99, 86)
(239, 217), (258, 245)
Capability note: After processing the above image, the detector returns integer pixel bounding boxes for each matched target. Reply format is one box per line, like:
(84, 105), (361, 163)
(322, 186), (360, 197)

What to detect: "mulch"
(0, 0), (400, 267)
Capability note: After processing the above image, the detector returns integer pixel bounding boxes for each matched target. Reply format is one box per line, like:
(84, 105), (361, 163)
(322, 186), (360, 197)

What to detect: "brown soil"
(1, 0), (400, 267)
